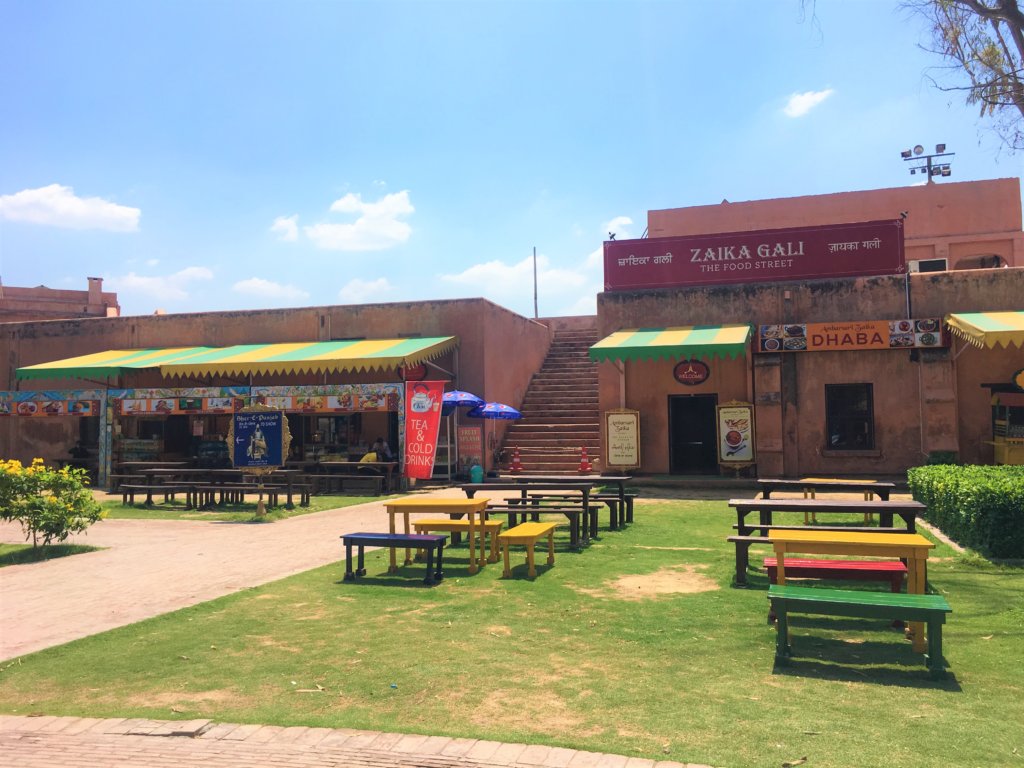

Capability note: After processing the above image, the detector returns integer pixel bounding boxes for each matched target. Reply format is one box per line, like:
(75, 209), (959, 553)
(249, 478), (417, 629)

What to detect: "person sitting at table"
(68, 440), (90, 459)
(358, 448), (383, 475)
(371, 437), (394, 462)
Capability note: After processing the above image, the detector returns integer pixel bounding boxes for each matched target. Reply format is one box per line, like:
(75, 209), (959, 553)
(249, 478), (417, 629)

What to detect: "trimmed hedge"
(907, 464), (1024, 559)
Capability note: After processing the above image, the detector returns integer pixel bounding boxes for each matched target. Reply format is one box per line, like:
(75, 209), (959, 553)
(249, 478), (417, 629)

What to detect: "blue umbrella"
(466, 402), (522, 420)
(442, 390), (484, 417)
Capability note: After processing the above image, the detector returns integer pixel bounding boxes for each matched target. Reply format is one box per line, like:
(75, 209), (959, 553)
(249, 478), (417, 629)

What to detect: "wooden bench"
(768, 584), (952, 678)
(340, 532), (446, 585)
(108, 473), (143, 492)
(485, 503), (593, 550)
(728, 528), (910, 586)
(764, 557), (908, 591)
(593, 491), (638, 529)
(498, 522), (557, 578)
(339, 475), (385, 495)
(190, 483), (280, 509)
(412, 518), (505, 564)
(120, 484), (189, 506)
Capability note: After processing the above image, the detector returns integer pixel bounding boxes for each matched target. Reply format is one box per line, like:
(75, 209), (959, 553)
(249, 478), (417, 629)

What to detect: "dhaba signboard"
(756, 318), (948, 353)
(604, 219), (904, 291)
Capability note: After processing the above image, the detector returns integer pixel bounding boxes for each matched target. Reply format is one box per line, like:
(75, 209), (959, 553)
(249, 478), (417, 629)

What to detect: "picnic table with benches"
(461, 482), (597, 549)
(727, 498), (924, 586)
(493, 474), (635, 528)
(769, 529), (936, 653)
(384, 496), (491, 574)
(769, 584), (951, 678)
(757, 477), (895, 500)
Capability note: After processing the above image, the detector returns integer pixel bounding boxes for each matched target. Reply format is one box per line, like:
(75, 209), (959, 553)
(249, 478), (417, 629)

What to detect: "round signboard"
(400, 363), (428, 381)
(1014, 368), (1024, 391)
(673, 360), (710, 386)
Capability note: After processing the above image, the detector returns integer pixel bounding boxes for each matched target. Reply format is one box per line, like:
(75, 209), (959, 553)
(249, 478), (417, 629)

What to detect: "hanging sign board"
(716, 402), (755, 465)
(604, 219), (904, 291)
(403, 381), (445, 480)
(604, 409), (641, 470)
(457, 424), (484, 473)
(228, 407), (289, 470)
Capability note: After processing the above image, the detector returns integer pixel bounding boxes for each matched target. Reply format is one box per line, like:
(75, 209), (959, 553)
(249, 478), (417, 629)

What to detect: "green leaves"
(0, 459), (103, 548)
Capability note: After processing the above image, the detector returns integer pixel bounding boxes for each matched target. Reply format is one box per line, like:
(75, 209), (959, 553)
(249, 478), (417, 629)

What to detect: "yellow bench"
(498, 522), (556, 579)
(412, 518), (504, 565)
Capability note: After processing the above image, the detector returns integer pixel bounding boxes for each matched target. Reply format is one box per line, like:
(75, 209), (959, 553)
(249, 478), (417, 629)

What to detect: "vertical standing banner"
(404, 381), (445, 479)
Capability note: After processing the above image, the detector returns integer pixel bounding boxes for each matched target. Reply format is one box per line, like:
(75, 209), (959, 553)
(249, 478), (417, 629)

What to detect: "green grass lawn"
(0, 499), (1020, 767)
(99, 493), (393, 521)
(0, 542), (100, 566)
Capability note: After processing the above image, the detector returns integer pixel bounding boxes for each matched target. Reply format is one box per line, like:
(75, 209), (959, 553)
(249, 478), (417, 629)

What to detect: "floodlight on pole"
(900, 143), (954, 184)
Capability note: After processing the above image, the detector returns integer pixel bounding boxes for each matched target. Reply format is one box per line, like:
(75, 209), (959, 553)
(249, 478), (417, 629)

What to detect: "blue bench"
(341, 532), (446, 585)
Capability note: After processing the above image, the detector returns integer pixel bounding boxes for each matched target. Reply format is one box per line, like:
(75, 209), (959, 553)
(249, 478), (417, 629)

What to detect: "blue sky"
(1, 0), (1021, 319)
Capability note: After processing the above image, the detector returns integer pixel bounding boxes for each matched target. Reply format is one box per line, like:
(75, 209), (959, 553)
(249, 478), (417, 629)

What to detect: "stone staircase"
(501, 327), (601, 474)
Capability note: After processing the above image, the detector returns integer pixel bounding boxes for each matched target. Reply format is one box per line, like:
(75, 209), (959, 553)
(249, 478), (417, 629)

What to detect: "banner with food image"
(0, 389), (103, 417)
(716, 402), (755, 464)
(758, 318), (947, 352)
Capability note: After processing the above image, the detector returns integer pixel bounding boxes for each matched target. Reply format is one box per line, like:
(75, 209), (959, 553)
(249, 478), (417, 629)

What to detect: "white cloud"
(270, 214), (299, 242)
(605, 215), (633, 239)
(0, 183), (140, 231)
(145, 258), (160, 267)
(783, 89), (834, 118)
(339, 277), (393, 303)
(109, 267), (213, 301)
(305, 191), (414, 251)
(232, 277), (309, 302)
(440, 254), (588, 304)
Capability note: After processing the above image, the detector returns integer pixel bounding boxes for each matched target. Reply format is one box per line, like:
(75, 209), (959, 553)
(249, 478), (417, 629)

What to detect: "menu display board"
(230, 409), (287, 468)
(0, 389), (104, 417)
(456, 425), (484, 472)
(716, 403), (755, 465)
(604, 409), (641, 469)
(757, 318), (947, 353)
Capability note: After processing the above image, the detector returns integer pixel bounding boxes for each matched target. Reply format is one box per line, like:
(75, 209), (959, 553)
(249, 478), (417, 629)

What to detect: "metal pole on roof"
(533, 246), (538, 319)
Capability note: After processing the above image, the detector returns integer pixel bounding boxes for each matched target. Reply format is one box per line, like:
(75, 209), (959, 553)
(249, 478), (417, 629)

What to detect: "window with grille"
(825, 383), (875, 450)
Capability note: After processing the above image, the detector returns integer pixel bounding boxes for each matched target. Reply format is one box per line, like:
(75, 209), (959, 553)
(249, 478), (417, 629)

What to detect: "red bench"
(764, 557), (907, 592)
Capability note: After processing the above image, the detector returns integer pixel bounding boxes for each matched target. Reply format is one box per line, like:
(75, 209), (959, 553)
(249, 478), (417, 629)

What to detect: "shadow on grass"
(0, 543), (101, 566)
(771, 637), (962, 691)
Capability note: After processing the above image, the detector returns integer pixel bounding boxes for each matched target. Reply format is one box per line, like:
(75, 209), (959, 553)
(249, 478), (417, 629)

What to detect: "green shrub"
(907, 464), (1024, 558)
(0, 458), (103, 548)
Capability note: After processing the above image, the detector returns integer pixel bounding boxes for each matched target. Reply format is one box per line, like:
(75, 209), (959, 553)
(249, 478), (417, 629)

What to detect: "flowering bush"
(0, 459), (103, 548)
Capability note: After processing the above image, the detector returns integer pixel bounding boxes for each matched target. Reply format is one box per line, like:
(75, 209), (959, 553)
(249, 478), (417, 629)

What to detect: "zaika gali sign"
(603, 219), (905, 291)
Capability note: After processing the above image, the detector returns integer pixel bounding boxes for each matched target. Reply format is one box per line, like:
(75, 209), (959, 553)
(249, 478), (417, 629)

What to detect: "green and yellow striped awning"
(589, 325), (752, 363)
(16, 337), (458, 380)
(946, 311), (1024, 349)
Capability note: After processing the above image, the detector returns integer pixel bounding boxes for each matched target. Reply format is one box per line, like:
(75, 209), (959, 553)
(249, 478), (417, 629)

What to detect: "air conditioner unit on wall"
(908, 258), (948, 273)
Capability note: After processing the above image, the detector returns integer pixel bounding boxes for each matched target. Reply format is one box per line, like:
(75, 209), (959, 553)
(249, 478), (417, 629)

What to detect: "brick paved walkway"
(0, 716), (709, 767)
(0, 491), (715, 768)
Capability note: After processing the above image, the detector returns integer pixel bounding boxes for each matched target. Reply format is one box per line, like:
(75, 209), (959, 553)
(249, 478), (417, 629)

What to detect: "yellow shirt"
(359, 451), (378, 463)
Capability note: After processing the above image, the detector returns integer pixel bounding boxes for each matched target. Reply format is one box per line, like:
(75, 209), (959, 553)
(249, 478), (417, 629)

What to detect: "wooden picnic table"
(317, 461), (399, 492)
(383, 496), (492, 575)
(758, 477), (895, 500)
(769, 529), (936, 653)
(494, 474), (631, 518)
(463, 482), (598, 544)
(729, 498), (923, 535)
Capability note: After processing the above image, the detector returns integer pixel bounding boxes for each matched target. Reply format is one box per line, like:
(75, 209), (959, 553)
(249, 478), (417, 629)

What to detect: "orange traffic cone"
(510, 446), (523, 474)
(578, 446), (592, 474)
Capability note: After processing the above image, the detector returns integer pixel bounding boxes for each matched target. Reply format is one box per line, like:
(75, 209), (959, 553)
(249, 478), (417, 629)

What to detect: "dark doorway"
(669, 394), (719, 474)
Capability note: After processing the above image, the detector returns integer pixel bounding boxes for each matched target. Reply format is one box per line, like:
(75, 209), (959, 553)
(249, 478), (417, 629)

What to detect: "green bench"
(768, 584), (952, 679)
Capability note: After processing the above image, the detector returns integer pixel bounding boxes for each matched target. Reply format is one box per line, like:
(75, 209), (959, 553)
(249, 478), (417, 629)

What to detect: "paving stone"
(440, 736), (479, 756)
(465, 739), (504, 761)
(489, 741), (528, 765)
(245, 725), (285, 743)
(314, 727), (361, 748)
(199, 722), (241, 740)
(291, 726), (334, 746)
(13, 715), (58, 732)
(59, 717), (107, 736)
(219, 723), (262, 741)
(541, 746), (578, 767)
(517, 744), (553, 765)
(567, 751), (607, 767)
(623, 758), (657, 768)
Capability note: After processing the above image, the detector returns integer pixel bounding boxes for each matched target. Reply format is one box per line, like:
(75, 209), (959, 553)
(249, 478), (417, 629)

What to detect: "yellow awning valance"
(946, 311), (1024, 349)
(17, 337), (458, 380)
(589, 325), (752, 363)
